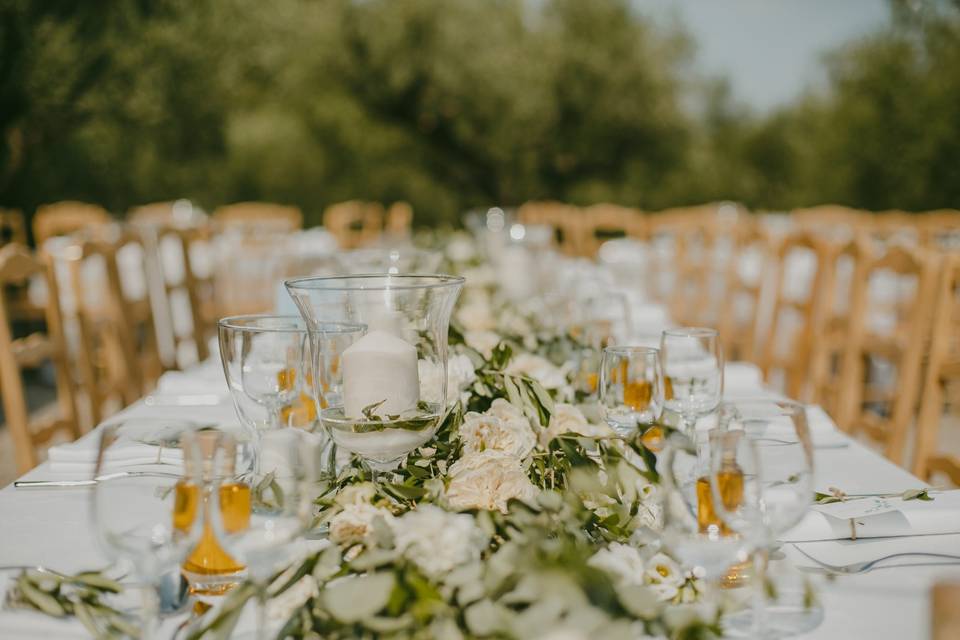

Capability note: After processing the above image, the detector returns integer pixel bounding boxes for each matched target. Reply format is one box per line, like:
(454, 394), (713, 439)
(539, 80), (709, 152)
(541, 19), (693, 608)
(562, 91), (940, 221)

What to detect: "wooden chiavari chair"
(63, 230), (163, 424)
(129, 200), (208, 228)
(717, 220), (771, 363)
(759, 230), (835, 401)
(385, 201), (414, 240)
(833, 244), (939, 465)
(651, 204), (730, 326)
(578, 204), (645, 258)
(932, 581), (960, 640)
(913, 253), (960, 483)
(517, 201), (582, 256)
(0, 244), (80, 473)
(918, 209), (960, 250)
(212, 202), (303, 233)
(791, 205), (870, 239)
(150, 224), (216, 368)
(323, 200), (384, 249)
(32, 201), (112, 245)
(809, 235), (873, 416)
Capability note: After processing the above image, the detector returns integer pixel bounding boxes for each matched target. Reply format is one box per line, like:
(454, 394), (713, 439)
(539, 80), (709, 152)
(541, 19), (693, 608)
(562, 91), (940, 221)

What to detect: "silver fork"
(794, 545), (960, 575)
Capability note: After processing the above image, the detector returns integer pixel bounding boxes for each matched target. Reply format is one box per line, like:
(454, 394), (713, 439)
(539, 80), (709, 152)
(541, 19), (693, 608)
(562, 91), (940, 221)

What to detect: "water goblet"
(659, 327), (724, 434)
(219, 315), (313, 433)
(709, 400), (816, 638)
(598, 346), (664, 438)
(657, 430), (751, 588)
(91, 423), (204, 640)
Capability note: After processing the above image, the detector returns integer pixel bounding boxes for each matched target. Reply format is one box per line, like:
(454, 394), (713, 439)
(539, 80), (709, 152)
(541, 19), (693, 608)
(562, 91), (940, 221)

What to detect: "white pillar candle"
(342, 329), (420, 418)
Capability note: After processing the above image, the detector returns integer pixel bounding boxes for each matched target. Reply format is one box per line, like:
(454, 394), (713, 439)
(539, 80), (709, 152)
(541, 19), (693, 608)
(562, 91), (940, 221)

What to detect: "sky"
(631, 0), (892, 112)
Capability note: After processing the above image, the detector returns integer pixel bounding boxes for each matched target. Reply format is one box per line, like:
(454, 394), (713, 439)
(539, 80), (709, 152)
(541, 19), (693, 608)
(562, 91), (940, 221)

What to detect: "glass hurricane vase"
(285, 274), (464, 472)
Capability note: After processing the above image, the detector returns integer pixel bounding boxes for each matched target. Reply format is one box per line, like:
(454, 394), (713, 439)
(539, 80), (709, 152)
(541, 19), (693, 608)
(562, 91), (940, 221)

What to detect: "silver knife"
(14, 470), (181, 489)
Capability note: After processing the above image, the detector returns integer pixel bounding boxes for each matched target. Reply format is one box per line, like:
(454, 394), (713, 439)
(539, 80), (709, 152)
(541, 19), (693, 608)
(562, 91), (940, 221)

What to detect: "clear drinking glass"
(710, 400), (815, 638)
(210, 428), (320, 639)
(176, 429), (249, 596)
(285, 274), (464, 471)
(658, 431), (750, 584)
(659, 327), (724, 434)
(91, 424), (203, 640)
(598, 346), (664, 438)
(219, 315), (313, 433)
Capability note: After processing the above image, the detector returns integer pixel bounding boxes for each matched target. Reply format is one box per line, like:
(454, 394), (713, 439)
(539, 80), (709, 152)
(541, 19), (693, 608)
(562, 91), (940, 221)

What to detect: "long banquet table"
(1, 356), (958, 639)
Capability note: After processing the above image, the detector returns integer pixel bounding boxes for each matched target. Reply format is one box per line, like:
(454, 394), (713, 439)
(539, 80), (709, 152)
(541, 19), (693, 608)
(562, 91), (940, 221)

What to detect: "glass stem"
(751, 547), (769, 637)
(139, 582), (160, 640)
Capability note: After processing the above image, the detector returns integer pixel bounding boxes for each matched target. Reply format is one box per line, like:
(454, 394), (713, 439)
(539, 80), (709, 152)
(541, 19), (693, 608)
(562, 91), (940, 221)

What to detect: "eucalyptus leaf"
(323, 572), (395, 623)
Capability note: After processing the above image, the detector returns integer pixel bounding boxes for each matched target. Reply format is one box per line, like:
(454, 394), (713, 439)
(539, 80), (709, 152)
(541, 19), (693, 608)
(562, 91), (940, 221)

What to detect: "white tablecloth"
(1, 361), (957, 639)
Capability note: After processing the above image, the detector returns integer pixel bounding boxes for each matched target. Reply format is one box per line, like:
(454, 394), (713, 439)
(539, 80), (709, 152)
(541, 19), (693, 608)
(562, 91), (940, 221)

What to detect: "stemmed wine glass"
(659, 327), (723, 434)
(209, 428), (320, 639)
(709, 400), (815, 638)
(657, 430), (751, 588)
(91, 424), (204, 640)
(598, 346), (664, 438)
(219, 315), (311, 433)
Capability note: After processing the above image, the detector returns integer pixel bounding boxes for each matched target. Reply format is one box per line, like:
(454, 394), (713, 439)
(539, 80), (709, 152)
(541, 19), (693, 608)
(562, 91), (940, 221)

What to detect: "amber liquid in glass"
(174, 482), (251, 595)
(696, 468), (750, 588)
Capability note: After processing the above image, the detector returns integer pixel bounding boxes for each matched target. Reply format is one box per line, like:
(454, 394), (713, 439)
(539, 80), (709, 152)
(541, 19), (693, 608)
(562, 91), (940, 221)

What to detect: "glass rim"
(662, 326), (719, 339)
(284, 273), (465, 292)
(218, 314), (307, 333)
(602, 345), (660, 356)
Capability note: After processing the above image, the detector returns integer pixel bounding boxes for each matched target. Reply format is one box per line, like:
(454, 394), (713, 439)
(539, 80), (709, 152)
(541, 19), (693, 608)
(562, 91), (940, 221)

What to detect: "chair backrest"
(932, 581), (960, 640)
(808, 235), (874, 416)
(33, 201), (112, 245)
(385, 201), (414, 239)
(129, 200), (208, 228)
(717, 221), (771, 363)
(759, 230), (835, 401)
(212, 202), (303, 233)
(149, 224), (215, 368)
(579, 204), (645, 258)
(918, 209), (960, 250)
(0, 244), (80, 473)
(517, 201), (582, 256)
(913, 253), (960, 483)
(0, 208), (27, 246)
(323, 200), (384, 249)
(63, 230), (162, 424)
(833, 244), (939, 464)
(791, 204), (870, 240)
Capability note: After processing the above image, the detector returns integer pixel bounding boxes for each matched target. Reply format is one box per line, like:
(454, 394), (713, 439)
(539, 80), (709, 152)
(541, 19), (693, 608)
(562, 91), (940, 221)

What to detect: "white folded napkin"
(784, 490), (960, 542)
(47, 438), (183, 473)
(155, 366), (229, 395)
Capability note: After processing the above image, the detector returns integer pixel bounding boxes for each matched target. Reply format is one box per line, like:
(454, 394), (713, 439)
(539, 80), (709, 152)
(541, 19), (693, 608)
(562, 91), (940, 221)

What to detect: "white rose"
(504, 353), (566, 390)
(448, 353), (478, 400)
(328, 503), (395, 546)
(394, 505), (486, 578)
(445, 450), (538, 513)
(643, 552), (684, 601)
(465, 330), (502, 358)
(460, 399), (536, 459)
(333, 482), (377, 507)
(457, 298), (496, 332)
(588, 542), (646, 587)
(541, 403), (616, 445)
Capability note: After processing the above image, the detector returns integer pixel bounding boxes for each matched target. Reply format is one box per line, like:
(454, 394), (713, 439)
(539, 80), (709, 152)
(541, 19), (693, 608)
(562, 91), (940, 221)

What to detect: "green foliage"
(2, 0), (959, 229)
